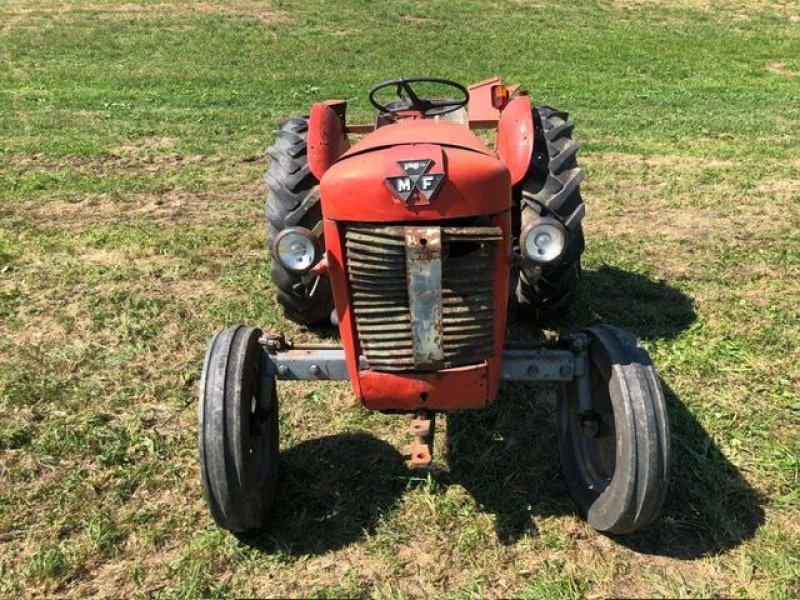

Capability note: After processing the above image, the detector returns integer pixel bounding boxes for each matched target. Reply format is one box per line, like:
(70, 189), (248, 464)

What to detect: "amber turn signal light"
(491, 84), (510, 110)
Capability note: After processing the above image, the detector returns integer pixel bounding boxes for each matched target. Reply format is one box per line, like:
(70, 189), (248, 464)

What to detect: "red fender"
(496, 95), (534, 185)
(307, 102), (349, 180)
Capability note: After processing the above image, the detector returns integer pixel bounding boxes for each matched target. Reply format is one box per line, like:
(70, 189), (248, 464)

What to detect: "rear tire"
(265, 118), (334, 326)
(558, 325), (670, 534)
(198, 326), (280, 533)
(515, 106), (586, 319)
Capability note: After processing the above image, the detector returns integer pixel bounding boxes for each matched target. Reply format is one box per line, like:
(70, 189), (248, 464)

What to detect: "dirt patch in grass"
(20, 187), (258, 231)
(766, 61), (800, 77)
(128, 190), (249, 224)
(585, 205), (786, 241)
(613, 0), (713, 11)
(2, 1), (292, 25)
(8, 150), (232, 174)
(583, 152), (797, 238)
(756, 177), (800, 200)
(612, 0), (800, 21)
(111, 136), (179, 156)
(80, 247), (182, 270)
(74, 559), (136, 598)
(586, 152), (737, 170)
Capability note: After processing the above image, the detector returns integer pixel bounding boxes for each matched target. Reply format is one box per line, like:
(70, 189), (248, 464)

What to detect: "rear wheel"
(558, 325), (670, 534)
(515, 106), (586, 319)
(198, 326), (279, 533)
(265, 118), (334, 326)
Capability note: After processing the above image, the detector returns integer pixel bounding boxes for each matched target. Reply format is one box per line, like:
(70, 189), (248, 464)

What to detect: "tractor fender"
(496, 95), (534, 185)
(307, 102), (349, 180)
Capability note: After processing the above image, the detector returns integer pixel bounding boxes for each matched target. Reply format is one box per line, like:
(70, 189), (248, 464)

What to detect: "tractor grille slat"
(345, 223), (499, 371)
(441, 227), (503, 241)
(346, 225), (414, 372)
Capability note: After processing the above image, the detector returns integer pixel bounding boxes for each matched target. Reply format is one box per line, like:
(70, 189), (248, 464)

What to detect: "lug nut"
(309, 364), (320, 376)
(527, 364), (539, 376)
(277, 365), (289, 376)
(560, 364), (572, 378)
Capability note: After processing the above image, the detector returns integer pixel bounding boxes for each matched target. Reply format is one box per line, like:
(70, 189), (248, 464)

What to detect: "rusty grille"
(345, 224), (500, 371)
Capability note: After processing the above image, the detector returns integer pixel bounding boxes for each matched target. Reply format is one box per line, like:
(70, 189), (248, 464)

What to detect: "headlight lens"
(521, 217), (566, 263)
(273, 227), (320, 273)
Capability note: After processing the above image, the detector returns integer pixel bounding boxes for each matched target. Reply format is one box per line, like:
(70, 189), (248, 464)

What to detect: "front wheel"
(558, 325), (670, 534)
(198, 325), (280, 533)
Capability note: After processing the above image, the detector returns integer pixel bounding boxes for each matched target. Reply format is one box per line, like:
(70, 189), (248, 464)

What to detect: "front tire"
(198, 326), (280, 533)
(558, 325), (670, 534)
(515, 106), (586, 319)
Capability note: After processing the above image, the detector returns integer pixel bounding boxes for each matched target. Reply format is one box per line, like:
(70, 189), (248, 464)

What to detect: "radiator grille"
(345, 224), (500, 371)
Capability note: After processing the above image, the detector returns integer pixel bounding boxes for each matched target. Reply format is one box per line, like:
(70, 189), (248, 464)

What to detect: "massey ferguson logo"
(386, 159), (445, 205)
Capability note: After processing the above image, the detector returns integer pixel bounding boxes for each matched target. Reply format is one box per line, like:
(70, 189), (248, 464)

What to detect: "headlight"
(273, 227), (320, 273)
(521, 217), (566, 264)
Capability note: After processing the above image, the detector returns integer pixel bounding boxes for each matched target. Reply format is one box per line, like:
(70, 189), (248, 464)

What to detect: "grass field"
(1, 0), (799, 597)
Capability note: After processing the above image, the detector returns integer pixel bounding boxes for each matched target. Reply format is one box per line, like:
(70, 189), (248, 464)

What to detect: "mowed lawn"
(1, 0), (799, 597)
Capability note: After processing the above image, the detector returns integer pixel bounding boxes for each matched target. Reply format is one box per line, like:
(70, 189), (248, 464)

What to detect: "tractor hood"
(342, 119), (494, 159)
(320, 120), (511, 222)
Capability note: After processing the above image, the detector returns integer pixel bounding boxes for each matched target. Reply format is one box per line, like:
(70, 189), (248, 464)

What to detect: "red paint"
(341, 119), (493, 160)
(321, 144), (510, 222)
(324, 210), (511, 412)
(466, 77), (523, 127)
(308, 254), (329, 277)
(323, 217), (362, 399)
(359, 365), (489, 411)
(307, 102), (349, 180)
(467, 76), (503, 123)
(486, 211), (512, 401)
(496, 95), (534, 185)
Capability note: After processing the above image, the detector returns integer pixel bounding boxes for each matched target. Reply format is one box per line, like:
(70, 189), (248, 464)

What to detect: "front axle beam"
(261, 343), (583, 382)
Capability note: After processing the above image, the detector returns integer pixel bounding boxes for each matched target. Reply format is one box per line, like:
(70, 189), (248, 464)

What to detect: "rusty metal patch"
(405, 226), (444, 370)
(408, 410), (435, 468)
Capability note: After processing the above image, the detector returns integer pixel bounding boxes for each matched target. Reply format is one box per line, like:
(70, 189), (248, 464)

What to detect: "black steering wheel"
(368, 77), (470, 117)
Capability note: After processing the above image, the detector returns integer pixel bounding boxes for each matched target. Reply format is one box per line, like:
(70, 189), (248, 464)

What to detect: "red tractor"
(198, 78), (670, 536)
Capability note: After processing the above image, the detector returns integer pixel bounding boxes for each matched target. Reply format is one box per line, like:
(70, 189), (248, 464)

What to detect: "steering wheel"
(368, 77), (470, 117)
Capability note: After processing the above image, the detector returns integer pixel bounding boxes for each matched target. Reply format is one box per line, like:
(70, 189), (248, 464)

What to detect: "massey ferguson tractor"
(198, 78), (670, 536)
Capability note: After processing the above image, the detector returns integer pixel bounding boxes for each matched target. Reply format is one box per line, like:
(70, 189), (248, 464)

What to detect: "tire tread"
(265, 118), (334, 326)
(515, 105), (586, 319)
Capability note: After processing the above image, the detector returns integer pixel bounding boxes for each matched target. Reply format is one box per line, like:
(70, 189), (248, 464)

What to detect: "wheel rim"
(568, 367), (616, 495)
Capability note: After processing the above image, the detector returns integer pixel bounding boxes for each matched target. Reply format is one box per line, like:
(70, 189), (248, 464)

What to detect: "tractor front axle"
(259, 336), (585, 383)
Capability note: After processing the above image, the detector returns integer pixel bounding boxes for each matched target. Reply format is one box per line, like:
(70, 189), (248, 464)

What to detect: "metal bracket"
(569, 333), (593, 414)
(500, 348), (576, 381)
(262, 337), (583, 383)
(408, 410), (435, 468)
(263, 346), (354, 380)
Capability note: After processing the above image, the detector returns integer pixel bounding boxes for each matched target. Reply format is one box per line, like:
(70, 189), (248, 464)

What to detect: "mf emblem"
(386, 159), (445, 205)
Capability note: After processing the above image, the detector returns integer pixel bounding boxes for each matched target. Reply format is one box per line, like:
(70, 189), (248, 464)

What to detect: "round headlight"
(521, 217), (566, 263)
(273, 227), (320, 273)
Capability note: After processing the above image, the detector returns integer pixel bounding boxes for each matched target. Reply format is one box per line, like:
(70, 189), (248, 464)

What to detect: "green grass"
(1, 0), (799, 597)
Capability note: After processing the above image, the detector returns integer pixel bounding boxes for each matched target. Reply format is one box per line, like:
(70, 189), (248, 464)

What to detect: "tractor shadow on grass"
(239, 433), (407, 556)
(446, 266), (765, 559)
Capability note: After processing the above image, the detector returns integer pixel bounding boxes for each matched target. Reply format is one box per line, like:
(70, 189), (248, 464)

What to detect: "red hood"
(342, 120), (494, 160)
